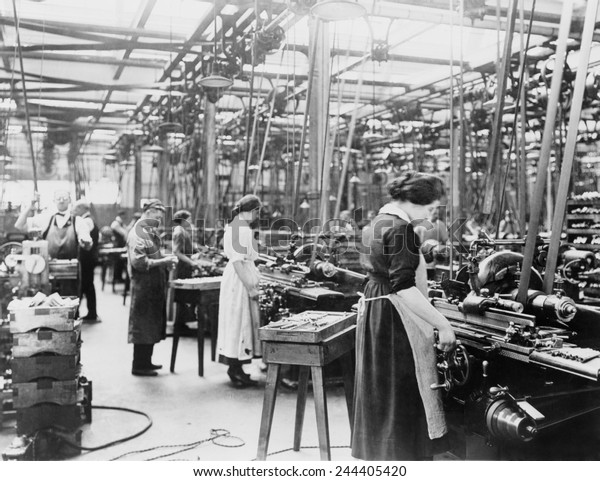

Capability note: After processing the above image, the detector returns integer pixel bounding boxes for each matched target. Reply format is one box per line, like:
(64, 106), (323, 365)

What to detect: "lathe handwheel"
(449, 344), (471, 387)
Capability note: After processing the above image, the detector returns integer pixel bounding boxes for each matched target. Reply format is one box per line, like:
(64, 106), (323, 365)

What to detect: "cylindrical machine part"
(562, 249), (596, 268)
(495, 298), (525, 313)
(462, 294), (524, 314)
(485, 399), (537, 442)
(529, 293), (577, 323)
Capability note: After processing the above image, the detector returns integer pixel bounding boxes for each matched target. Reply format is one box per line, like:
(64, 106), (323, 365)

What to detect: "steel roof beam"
(0, 50), (165, 68)
(0, 16), (187, 41)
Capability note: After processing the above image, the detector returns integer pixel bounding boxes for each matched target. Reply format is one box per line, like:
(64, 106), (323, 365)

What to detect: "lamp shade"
(349, 173), (362, 184)
(198, 75), (233, 89)
(143, 145), (165, 154)
(157, 122), (183, 134)
(310, 0), (367, 21)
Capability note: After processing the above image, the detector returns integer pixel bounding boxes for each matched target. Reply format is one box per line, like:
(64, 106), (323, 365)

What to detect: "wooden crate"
(9, 306), (78, 333)
(12, 329), (81, 357)
(0, 387), (14, 430)
(16, 404), (84, 435)
(11, 355), (80, 383)
(12, 379), (83, 408)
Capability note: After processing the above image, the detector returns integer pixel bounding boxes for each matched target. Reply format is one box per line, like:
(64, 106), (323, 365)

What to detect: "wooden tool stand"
(169, 277), (221, 377)
(256, 311), (356, 461)
(2, 304), (91, 461)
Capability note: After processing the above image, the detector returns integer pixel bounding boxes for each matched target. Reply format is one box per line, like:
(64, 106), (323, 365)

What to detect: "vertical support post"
(204, 97), (217, 228)
(133, 142), (142, 211)
(308, 17), (329, 221)
(158, 139), (169, 205)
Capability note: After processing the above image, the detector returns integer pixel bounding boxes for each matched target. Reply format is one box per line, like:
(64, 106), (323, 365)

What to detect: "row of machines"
(428, 235), (600, 459)
(252, 229), (600, 458)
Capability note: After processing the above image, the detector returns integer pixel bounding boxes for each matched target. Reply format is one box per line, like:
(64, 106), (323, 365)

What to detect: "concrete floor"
(0, 276), (355, 462)
(3, 275), (600, 464)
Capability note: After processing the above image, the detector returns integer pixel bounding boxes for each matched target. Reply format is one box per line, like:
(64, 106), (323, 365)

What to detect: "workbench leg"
(170, 335), (180, 373)
(208, 304), (218, 362)
(293, 366), (310, 451)
(340, 351), (355, 428)
(196, 304), (204, 377)
(257, 363), (281, 461)
(311, 366), (331, 461)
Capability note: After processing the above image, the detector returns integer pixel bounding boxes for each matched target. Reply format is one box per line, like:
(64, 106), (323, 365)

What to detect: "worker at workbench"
(353, 172), (456, 460)
(14, 190), (93, 296)
(216, 194), (262, 387)
(172, 209), (198, 334)
(127, 199), (178, 377)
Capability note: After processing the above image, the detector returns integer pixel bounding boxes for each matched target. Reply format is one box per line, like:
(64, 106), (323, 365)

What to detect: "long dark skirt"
(351, 279), (448, 460)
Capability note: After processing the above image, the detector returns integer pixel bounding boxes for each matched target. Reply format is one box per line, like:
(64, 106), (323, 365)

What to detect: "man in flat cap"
(127, 199), (178, 376)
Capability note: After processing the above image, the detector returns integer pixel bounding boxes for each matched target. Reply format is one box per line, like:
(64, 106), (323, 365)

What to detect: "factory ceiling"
(0, 0), (593, 189)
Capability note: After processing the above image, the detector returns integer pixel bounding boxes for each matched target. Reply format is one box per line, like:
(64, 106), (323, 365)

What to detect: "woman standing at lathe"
(353, 172), (456, 460)
(216, 194), (263, 387)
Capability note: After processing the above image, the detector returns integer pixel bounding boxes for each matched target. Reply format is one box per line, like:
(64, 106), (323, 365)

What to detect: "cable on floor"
(110, 428), (245, 461)
(252, 444), (351, 460)
(35, 405), (153, 453)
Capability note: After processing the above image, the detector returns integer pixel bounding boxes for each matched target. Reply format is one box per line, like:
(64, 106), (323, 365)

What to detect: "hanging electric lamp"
(310, 0), (367, 21)
(349, 173), (362, 184)
(199, 0), (234, 89)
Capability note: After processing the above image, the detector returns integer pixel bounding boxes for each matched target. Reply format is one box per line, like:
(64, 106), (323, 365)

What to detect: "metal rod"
(11, 0), (38, 194)
(253, 51), (284, 195)
(482, 0), (519, 215)
(333, 40), (367, 220)
(518, 0), (528, 239)
(495, 0), (537, 237)
(517, 0), (574, 303)
(543, 0), (600, 293)
(292, 20), (320, 219)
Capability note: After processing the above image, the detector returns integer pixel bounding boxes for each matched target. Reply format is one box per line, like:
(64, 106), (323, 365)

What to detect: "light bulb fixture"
(349, 173), (362, 184)
(198, 0), (234, 90)
(143, 145), (165, 154)
(310, 0), (367, 21)
(103, 154), (118, 164)
(300, 198), (310, 209)
(198, 75), (233, 89)
(119, 160), (136, 169)
(158, 122), (183, 135)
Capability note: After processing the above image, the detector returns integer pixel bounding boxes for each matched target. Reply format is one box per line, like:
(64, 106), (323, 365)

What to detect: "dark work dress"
(352, 212), (447, 460)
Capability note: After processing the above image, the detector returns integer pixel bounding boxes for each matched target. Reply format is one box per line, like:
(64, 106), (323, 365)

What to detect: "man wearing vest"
(73, 199), (100, 322)
(15, 190), (93, 297)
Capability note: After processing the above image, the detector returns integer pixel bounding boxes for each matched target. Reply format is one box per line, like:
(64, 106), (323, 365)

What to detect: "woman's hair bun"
(387, 171), (444, 205)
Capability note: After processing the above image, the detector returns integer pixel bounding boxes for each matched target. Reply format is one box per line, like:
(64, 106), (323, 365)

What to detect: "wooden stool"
(169, 277), (221, 376)
(257, 322), (355, 461)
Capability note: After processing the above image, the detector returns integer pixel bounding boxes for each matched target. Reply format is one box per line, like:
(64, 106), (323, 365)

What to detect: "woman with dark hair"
(216, 194), (263, 387)
(352, 171), (456, 460)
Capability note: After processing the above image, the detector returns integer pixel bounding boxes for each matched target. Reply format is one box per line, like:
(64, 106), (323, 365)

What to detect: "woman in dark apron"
(352, 172), (456, 460)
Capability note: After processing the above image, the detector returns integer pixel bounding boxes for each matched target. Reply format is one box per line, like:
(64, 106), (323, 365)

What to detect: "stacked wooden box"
(0, 318), (12, 429)
(7, 304), (90, 459)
